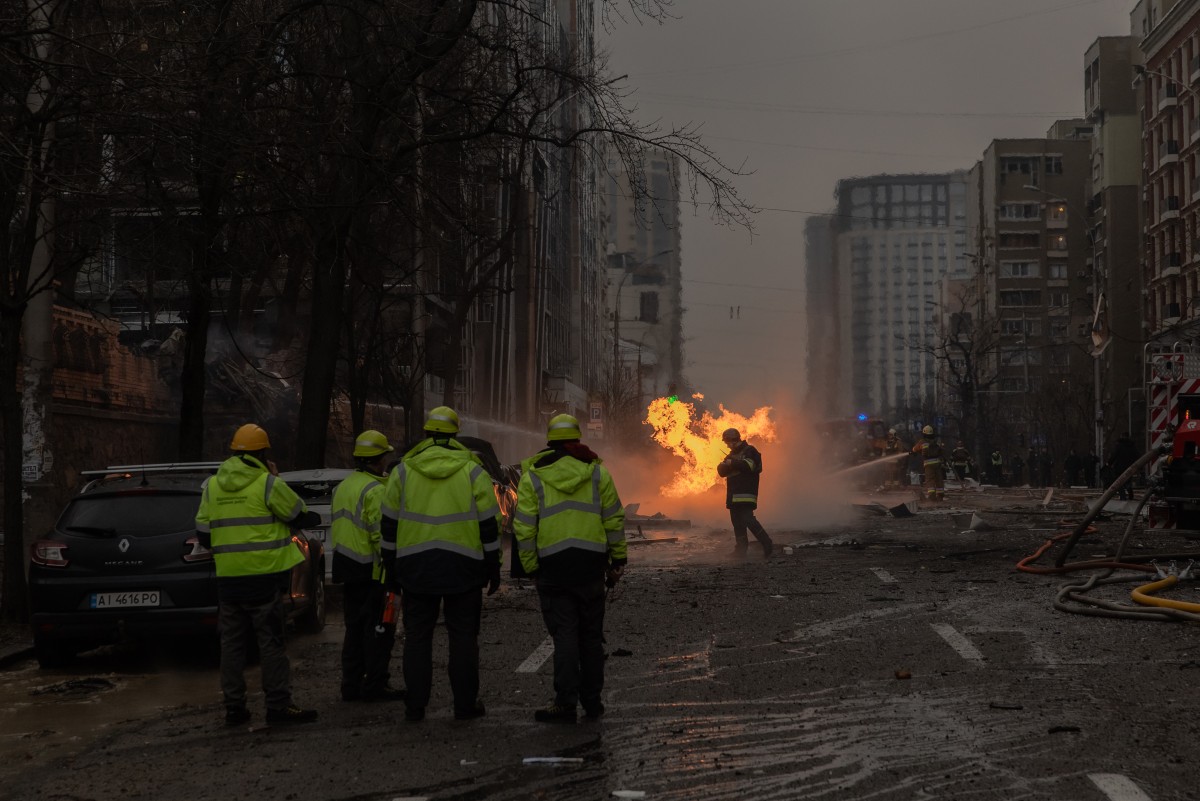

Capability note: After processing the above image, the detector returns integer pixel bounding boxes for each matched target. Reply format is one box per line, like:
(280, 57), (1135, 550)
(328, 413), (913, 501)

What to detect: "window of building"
(1001, 318), (1041, 336)
(1001, 261), (1040, 278)
(1045, 156), (1064, 174)
(1048, 262), (1068, 279)
(1047, 204), (1068, 223)
(639, 291), (659, 323)
(1048, 234), (1068, 251)
(999, 203), (1041, 220)
(998, 232), (1041, 248)
(1049, 291), (1069, 309)
(1050, 318), (1069, 337)
(999, 290), (1042, 307)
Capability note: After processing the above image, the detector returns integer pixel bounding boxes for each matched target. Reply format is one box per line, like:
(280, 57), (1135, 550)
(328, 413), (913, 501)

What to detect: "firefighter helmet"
(424, 406), (460, 434)
(722, 427), (741, 443)
(922, 425), (934, 436)
(547, 414), (582, 441)
(353, 430), (394, 458)
(230, 423), (270, 452)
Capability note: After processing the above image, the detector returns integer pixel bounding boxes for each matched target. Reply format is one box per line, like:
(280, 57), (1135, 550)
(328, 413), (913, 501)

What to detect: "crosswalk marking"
(516, 636), (555, 673)
(1089, 773), (1152, 801)
(930, 623), (985, 665)
(870, 567), (898, 583)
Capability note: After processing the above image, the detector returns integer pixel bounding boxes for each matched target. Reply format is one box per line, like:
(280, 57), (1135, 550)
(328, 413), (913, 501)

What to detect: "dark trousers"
(730, 505), (772, 551)
(401, 588), (482, 714)
(219, 592), (291, 711)
(538, 581), (607, 710)
(341, 580), (395, 699)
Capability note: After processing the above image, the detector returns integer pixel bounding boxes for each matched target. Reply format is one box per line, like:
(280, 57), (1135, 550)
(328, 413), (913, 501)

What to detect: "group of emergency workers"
(194, 406), (628, 727)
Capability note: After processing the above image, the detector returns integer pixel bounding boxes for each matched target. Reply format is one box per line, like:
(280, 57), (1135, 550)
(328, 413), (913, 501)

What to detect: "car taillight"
(183, 536), (213, 562)
(31, 540), (69, 567)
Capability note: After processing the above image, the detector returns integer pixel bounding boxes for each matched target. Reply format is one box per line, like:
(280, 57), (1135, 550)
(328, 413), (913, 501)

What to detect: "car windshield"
(285, 480), (337, 506)
(58, 492), (200, 537)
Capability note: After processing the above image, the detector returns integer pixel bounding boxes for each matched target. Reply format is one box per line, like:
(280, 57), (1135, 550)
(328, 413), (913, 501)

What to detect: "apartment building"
(1085, 35), (1144, 439)
(803, 214), (839, 420)
(823, 173), (970, 425)
(604, 149), (684, 408)
(1138, 0), (1200, 342)
(967, 131), (1094, 452)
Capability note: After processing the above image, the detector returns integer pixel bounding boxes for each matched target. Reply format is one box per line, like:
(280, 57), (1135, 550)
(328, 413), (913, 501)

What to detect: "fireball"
(644, 395), (776, 497)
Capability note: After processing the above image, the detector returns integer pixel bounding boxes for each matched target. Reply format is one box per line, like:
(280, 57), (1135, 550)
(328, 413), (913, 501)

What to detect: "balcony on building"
(1163, 251), (1183, 277)
(1192, 55), (1200, 84)
(1163, 301), (1182, 326)
(1161, 139), (1181, 167)
(1047, 234), (1069, 258)
(1160, 82), (1180, 112)
(1163, 194), (1182, 220)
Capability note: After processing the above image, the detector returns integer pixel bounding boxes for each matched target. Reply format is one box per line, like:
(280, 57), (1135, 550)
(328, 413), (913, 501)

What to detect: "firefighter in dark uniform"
(380, 406), (501, 723)
(514, 414), (627, 723)
(717, 428), (774, 558)
(913, 425), (945, 501)
(330, 430), (404, 703)
(951, 441), (972, 481)
(883, 428), (905, 488)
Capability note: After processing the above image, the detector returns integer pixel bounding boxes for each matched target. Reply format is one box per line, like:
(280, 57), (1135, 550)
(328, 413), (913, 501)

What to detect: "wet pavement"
(3, 486), (1200, 800)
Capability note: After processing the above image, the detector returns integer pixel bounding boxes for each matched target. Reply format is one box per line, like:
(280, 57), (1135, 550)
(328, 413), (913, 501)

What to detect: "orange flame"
(644, 395), (777, 497)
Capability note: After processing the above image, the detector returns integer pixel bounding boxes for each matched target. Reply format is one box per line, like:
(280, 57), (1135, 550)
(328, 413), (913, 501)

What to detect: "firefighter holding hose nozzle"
(913, 425), (945, 502)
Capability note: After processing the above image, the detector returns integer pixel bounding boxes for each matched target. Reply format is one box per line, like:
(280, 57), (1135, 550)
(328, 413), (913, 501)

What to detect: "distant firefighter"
(912, 425), (945, 502)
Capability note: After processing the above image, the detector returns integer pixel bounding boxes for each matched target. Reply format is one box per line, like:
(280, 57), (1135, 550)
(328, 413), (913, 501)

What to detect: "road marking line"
(516, 636), (555, 673)
(930, 623), (985, 665)
(870, 567), (898, 583)
(1089, 774), (1152, 801)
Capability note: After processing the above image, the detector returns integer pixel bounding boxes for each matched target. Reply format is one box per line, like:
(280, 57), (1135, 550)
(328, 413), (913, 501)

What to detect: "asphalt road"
(3, 488), (1199, 801)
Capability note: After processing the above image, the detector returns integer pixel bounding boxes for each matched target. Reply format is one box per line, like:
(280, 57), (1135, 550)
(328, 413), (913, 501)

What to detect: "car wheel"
(34, 632), (76, 669)
(296, 560), (326, 634)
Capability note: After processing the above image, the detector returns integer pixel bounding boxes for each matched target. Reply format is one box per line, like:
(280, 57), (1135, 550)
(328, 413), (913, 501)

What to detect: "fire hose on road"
(1054, 446), (1170, 568)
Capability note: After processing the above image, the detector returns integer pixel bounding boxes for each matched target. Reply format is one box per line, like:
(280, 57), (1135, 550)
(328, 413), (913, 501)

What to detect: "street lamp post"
(1023, 183), (1103, 485)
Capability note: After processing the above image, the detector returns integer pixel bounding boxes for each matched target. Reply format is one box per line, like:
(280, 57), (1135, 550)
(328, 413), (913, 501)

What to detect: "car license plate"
(90, 590), (160, 609)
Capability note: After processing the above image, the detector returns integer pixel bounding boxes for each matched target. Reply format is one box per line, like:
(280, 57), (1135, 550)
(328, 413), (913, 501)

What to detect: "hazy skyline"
(602, 0), (1134, 417)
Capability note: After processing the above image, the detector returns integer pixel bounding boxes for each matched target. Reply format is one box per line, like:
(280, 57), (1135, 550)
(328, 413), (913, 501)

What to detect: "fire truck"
(1145, 345), (1200, 529)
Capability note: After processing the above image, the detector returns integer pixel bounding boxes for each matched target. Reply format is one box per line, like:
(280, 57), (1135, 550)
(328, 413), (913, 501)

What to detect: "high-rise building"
(967, 130), (1094, 453)
(604, 149), (683, 410)
(815, 173), (969, 425)
(803, 214), (838, 420)
(1084, 35), (1143, 447)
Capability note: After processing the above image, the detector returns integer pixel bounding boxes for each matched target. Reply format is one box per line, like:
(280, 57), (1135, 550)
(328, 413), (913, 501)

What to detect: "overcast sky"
(601, 0), (1134, 418)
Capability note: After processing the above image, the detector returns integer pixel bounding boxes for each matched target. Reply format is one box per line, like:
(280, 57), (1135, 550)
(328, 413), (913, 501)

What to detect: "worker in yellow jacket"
(514, 414), (626, 723)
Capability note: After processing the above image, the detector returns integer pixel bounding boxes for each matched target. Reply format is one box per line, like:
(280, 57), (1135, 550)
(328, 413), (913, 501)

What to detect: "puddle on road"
(0, 644), (219, 784)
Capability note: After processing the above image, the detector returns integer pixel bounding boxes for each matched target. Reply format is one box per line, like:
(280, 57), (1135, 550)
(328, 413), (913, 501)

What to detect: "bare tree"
(904, 281), (1004, 454)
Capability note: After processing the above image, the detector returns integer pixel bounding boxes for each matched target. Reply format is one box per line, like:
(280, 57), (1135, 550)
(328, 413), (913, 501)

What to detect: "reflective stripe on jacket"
(513, 448), (625, 583)
(195, 455), (305, 578)
(718, 443), (763, 510)
(330, 469), (385, 582)
(913, 440), (944, 466)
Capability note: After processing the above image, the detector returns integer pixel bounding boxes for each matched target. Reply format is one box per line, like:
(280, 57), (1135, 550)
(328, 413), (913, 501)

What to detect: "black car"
(29, 462), (326, 668)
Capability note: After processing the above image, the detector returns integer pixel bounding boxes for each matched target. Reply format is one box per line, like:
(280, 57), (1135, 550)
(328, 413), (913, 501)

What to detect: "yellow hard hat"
(547, 414), (582, 441)
(922, 425), (934, 436)
(231, 423), (270, 452)
(353, 430), (394, 458)
(424, 406), (460, 434)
